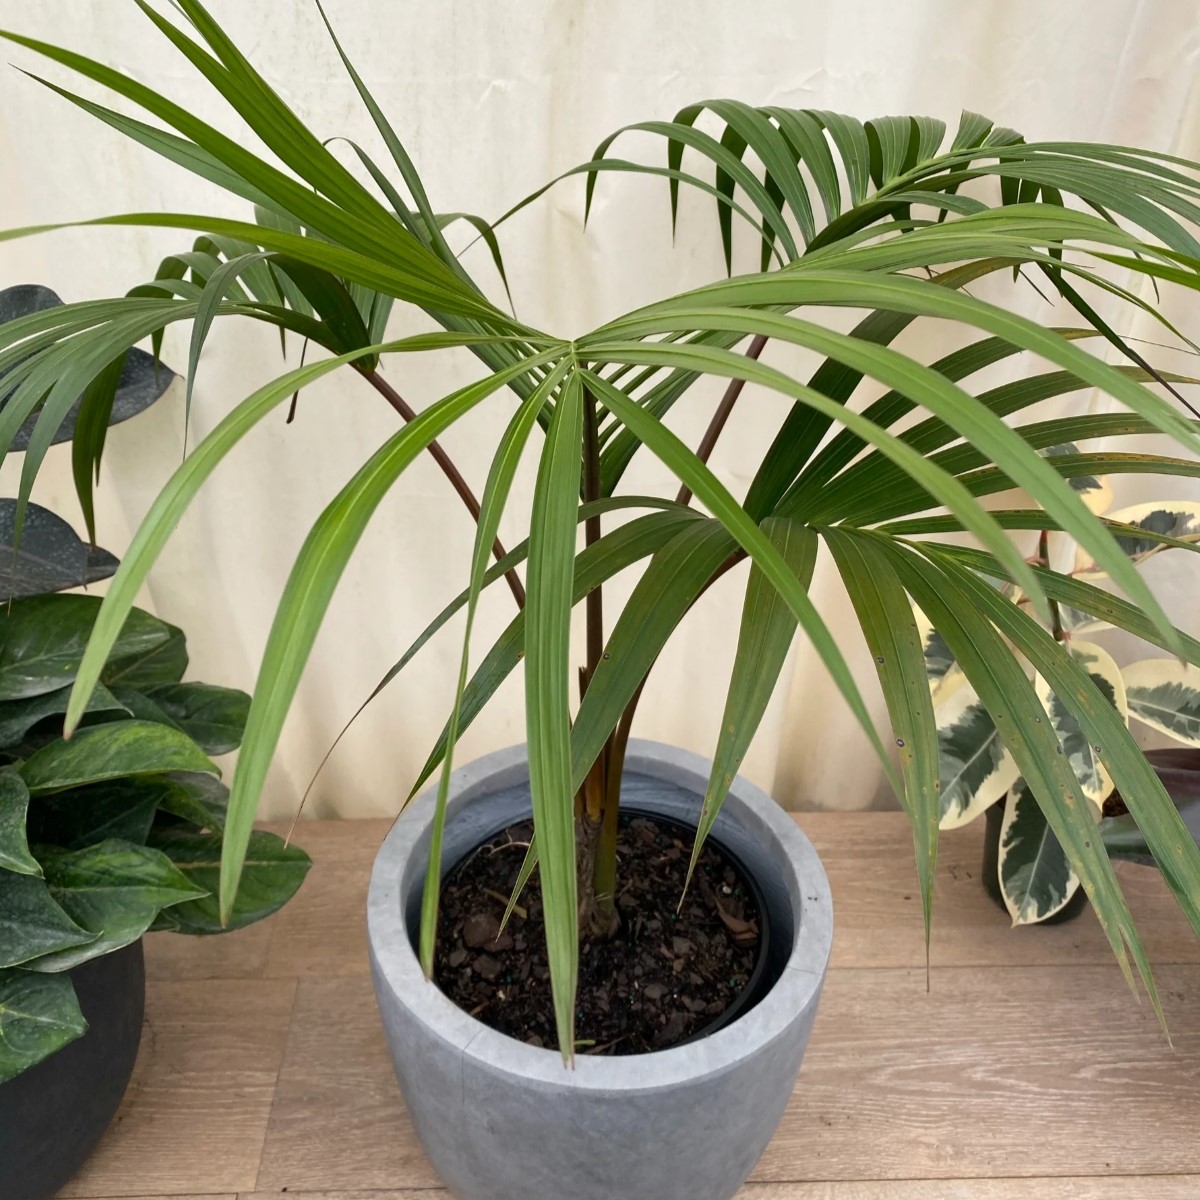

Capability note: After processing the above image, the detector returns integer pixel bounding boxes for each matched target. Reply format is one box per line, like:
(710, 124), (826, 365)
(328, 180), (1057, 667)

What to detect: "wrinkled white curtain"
(1, 0), (1199, 819)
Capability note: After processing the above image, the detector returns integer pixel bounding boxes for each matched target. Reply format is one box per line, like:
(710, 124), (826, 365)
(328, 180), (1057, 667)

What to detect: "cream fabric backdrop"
(1, 0), (1199, 820)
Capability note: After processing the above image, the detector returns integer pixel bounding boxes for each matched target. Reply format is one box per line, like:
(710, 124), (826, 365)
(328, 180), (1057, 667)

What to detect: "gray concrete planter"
(368, 739), (833, 1200)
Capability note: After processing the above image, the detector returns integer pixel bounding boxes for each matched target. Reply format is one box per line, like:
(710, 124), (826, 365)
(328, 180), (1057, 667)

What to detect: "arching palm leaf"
(3, 0), (1200, 1060)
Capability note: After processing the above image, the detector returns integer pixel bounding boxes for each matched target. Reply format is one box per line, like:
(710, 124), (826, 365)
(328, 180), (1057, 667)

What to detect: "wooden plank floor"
(65, 814), (1200, 1200)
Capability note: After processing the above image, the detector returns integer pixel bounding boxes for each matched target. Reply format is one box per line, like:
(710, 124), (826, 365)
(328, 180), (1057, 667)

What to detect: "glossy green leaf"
(0, 500), (118, 600)
(19, 721), (217, 795)
(0, 683), (128, 750)
(139, 683), (250, 755)
(26, 839), (207, 972)
(0, 969), (86, 1083)
(0, 870), (93, 968)
(0, 596), (176, 702)
(148, 827), (309, 934)
(26, 777), (165, 850)
(100, 624), (188, 690)
(151, 772), (229, 831)
(0, 771), (39, 876)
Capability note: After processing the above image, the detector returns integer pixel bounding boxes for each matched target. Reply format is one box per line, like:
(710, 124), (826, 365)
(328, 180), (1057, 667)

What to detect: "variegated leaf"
(914, 602), (964, 703)
(1124, 659), (1200, 747)
(1035, 639), (1127, 807)
(1059, 601), (1112, 637)
(998, 778), (1083, 925)
(1042, 443), (1112, 516)
(1074, 500), (1200, 577)
(936, 679), (1020, 830)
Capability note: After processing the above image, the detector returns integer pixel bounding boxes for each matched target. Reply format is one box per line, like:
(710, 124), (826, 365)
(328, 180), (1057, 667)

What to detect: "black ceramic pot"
(0, 941), (146, 1200)
(981, 804), (1089, 925)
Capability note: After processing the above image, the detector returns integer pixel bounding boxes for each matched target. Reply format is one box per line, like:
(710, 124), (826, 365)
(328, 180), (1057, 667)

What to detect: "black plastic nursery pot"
(981, 804), (1089, 925)
(0, 941), (146, 1200)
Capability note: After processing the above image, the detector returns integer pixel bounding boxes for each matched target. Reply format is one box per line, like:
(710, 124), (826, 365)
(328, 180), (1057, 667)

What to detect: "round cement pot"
(0, 940), (145, 1200)
(368, 739), (832, 1200)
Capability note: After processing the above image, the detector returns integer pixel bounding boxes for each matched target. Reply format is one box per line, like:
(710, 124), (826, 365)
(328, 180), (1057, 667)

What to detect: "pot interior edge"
(399, 767), (797, 1041)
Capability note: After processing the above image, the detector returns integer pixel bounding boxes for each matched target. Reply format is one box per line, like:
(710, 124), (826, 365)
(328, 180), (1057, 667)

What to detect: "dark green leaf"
(0, 681), (127, 749)
(101, 623), (188, 689)
(141, 683), (250, 755)
(151, 772), (229, 831)
(0, 500), (118, 599)
(27, 838), (207, 971)
(148, 827), (309, 934)
(0, 968), (86, 1083)
(0, 771), (39, 875)
(0, 870), (93, 968)
(26, 777), (164, 850)
(0, 596), (177, 702)
(0, 284), (176, 452)
(19, 720), (217, 795)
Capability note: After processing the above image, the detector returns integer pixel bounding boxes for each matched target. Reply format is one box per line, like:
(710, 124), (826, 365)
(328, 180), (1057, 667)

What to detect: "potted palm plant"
(4, 4), (1200, 1199)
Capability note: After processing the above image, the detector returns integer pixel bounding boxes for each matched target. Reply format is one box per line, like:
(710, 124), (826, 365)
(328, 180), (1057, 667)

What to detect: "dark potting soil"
(433, 813), (762, 1056)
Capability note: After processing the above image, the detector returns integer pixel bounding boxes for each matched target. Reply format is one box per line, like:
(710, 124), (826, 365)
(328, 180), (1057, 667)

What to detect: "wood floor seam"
(67, 818), (1199, 1196)
(250, 976), (305, 1194)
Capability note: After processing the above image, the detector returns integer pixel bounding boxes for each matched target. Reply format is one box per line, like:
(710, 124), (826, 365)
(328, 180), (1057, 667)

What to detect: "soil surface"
(433, 812), (762, 1055)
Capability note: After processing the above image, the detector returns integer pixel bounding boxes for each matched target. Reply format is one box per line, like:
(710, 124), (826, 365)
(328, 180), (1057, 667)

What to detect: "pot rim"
(367, 738), (832, 1092)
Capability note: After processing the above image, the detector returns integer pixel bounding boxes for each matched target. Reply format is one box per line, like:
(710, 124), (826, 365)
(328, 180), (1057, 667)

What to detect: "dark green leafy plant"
(0, 592), (310, 1082)
(3, 0), (1200, 1061)
(0, 282), (308, 1083)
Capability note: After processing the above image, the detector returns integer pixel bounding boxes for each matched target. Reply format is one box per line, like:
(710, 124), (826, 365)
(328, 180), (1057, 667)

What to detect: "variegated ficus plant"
(924, 464), (1200, 925)
(5, 0), (1200, 1060)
